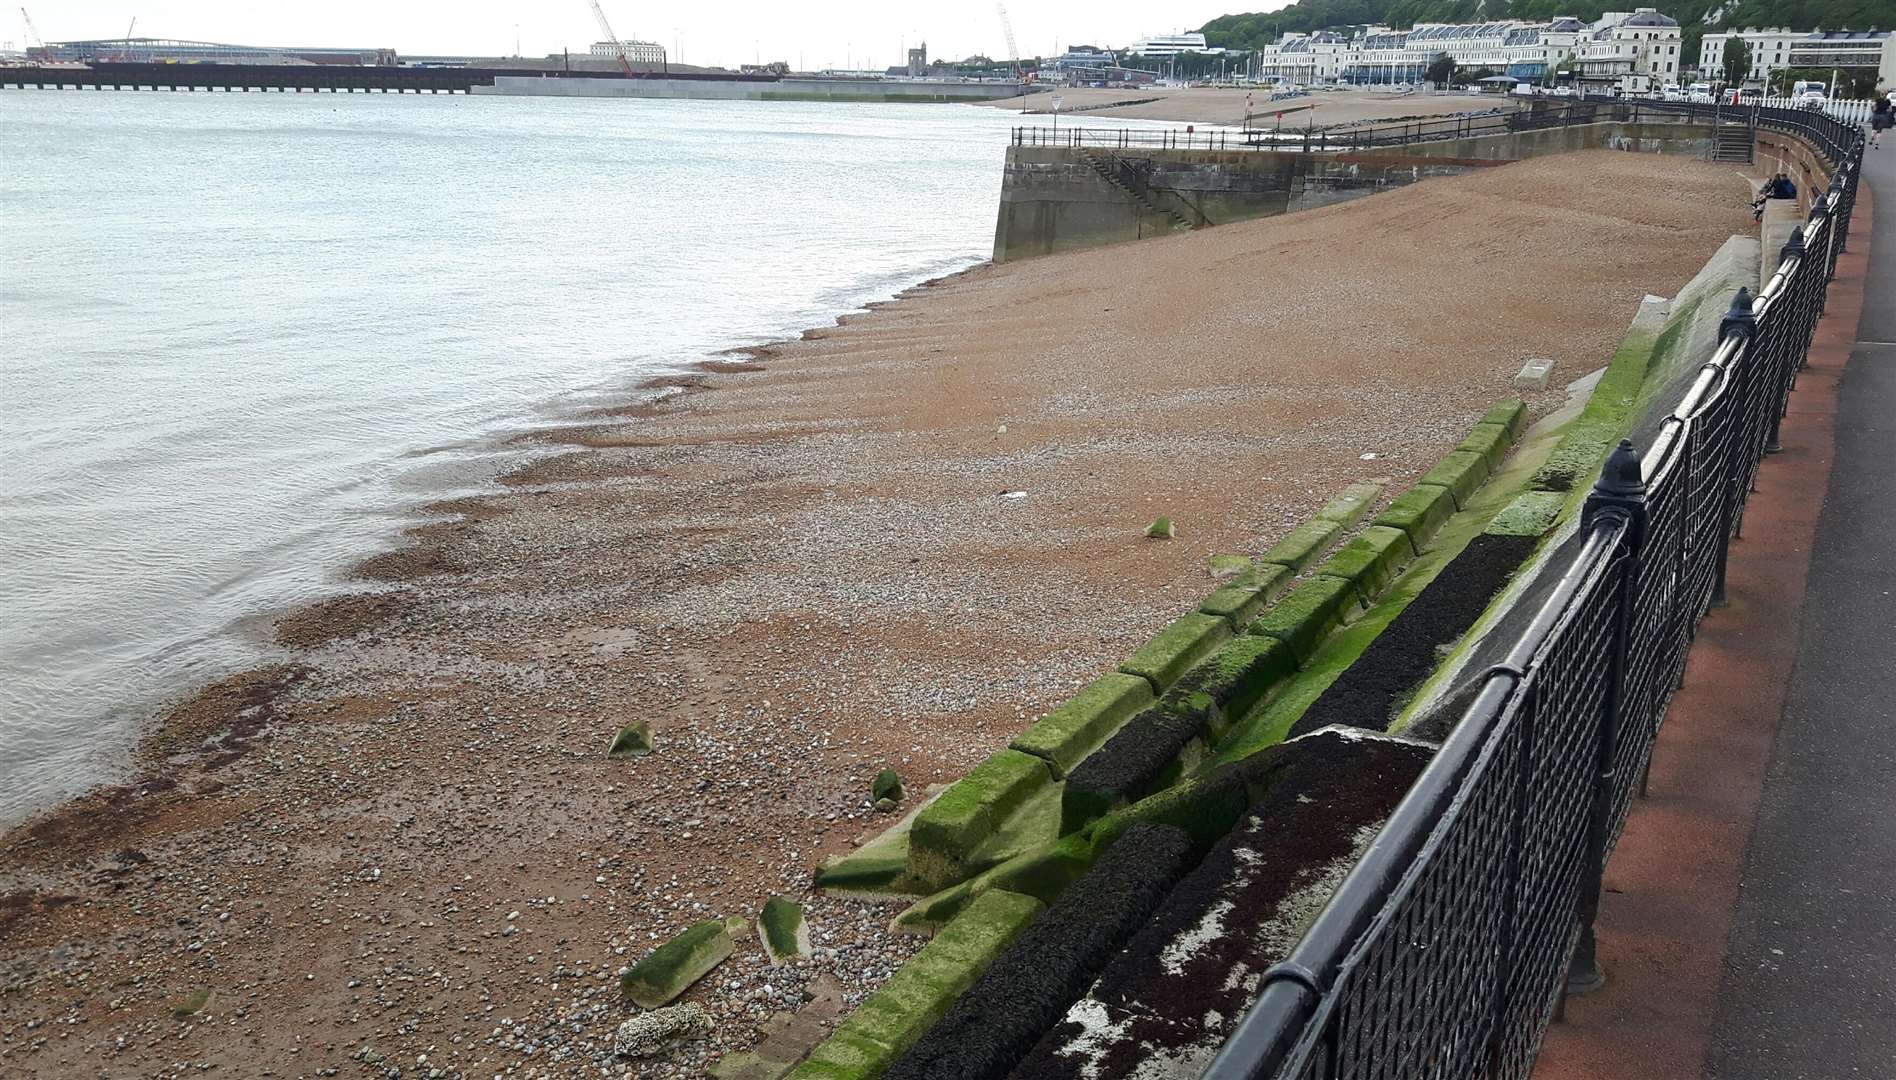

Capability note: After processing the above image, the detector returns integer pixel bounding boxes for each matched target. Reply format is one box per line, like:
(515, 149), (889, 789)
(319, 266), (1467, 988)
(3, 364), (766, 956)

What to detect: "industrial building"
(33, 38), (394, 65)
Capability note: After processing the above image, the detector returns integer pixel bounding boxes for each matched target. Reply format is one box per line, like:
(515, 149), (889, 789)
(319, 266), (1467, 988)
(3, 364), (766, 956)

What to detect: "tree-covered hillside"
(1202, 0), (1896, 53)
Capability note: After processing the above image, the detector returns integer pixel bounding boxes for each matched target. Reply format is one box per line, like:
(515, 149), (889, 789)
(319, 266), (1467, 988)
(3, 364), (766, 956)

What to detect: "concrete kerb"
(789, 890), (1045, 1080)
(1007, 673), (1154, 779)
(906, 750), (1054, 891)
(1373, 483), (1458, 556)
(1118, 613), (1232, 693)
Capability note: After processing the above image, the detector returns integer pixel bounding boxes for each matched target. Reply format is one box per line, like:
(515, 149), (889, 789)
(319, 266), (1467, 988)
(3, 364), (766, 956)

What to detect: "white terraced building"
(1125, 32), (1228, 58)
(1699, 28), (1894, 82)
(589, 39), (666, 65)
(1256, 8), (1679, 86)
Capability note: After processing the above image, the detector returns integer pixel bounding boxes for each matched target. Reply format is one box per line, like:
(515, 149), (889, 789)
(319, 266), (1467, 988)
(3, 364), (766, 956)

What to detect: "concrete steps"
(1076, 149), (1196, 232)
(1714, 122), (1756, 164)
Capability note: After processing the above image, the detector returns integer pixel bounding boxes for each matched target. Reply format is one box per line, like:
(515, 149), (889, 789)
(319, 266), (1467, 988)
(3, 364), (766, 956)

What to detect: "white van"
(1792, 80), (1828, 108)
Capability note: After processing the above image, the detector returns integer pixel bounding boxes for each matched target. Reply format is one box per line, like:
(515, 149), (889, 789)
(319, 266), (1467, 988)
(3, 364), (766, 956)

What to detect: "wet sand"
(0, 150), (1753, 1078)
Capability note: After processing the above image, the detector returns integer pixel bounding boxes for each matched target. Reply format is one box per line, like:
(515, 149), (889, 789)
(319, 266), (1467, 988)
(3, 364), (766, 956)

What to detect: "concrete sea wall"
(993, 119), (1723, 263)
(474, 75), (1023, 102)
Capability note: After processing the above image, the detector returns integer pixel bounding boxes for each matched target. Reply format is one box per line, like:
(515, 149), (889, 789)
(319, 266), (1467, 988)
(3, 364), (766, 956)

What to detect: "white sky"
(27, 2), (1265, 70)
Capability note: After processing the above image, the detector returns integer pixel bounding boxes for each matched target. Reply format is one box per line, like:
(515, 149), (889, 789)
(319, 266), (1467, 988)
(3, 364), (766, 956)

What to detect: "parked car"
(1552, 85), (1575, 97)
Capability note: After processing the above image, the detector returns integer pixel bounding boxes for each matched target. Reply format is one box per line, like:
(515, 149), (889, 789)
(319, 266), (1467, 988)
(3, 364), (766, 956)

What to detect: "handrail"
(1203, 102), (1862, 1080)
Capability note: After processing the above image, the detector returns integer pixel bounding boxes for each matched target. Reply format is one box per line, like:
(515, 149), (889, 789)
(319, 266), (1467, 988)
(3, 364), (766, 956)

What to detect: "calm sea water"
(0, 90), (1162, 827)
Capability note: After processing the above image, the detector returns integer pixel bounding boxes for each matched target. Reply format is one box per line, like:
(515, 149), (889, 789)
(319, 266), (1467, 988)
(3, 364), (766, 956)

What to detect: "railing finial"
(1719, 287), (1757, 343)
(1584, 439), (1648, 552)
(1780, 224), (1807, 264)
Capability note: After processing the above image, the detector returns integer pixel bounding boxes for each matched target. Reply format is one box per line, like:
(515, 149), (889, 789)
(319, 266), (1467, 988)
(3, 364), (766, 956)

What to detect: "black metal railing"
(1011, 97), (1869, 160)
(1203, 105), (1862, 1080)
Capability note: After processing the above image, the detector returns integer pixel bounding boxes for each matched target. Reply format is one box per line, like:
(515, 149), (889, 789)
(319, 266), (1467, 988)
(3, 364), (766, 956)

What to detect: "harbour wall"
(474, 75), (1024, 103)
(994, 119), (1723, 263)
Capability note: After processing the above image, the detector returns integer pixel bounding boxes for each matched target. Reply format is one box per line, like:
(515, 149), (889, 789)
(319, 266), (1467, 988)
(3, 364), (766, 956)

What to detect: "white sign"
(1051, 95), (1064, 110)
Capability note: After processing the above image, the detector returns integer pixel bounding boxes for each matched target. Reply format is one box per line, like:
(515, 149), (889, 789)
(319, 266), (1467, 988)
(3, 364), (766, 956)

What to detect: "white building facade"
(590, 40), (666, 65)
(1254, 8), (1677, 87)
(1125, 32), (1226, 59)
(1700, 28), (1894, 83)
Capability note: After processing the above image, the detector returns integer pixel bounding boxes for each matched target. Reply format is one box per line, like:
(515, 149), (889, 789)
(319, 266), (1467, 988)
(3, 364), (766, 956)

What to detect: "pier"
(0, 61), (775, 95)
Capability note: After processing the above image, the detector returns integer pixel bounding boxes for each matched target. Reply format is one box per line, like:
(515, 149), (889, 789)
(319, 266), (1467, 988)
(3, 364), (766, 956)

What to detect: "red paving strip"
(1531, 187), (1874, 1080)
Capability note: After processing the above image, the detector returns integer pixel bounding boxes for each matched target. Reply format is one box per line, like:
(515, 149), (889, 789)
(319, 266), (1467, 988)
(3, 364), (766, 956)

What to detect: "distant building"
(589, 40), (666, 65)
(907, 44), (927, 77)
(1125, 32), (1224, 59)
(1254, 9), (1675, 87)
(38, 38), (391, 65)
(1700, 28), (1894, 82)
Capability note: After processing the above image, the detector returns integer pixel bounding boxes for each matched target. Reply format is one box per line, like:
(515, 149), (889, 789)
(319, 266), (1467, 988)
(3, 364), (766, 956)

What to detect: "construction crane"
(19, 6), (44, 57)
(119, 16), (135, 62)
(585, 0), (635, 77)
(995, 3), (1020, 78)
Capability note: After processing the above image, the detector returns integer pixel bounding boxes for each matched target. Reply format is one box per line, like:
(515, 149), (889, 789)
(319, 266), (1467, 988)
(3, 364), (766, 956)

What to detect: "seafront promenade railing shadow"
(1198, 103), (1864, 1080)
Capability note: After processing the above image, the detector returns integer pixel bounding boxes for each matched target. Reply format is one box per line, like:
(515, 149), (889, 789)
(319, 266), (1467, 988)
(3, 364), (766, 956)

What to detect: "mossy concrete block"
(1416, 450), (1492, 510)
(759, 896), (808, 965)
(1229, 560), (1292, 598)
(1118, 613), (1231, 693)
(1486, 490), (1568, 538)
(1084, 766), (1250, 855)
(1315, 525), (1415, 606)
(1008, 673), (1153, 779)
(813, 852), (908, 893)
(608, 720), (652, 758)
(1145, 516), (1175, 539)
(1261, 519), (1343, 573)
(1207, 553), (1252, 579)
(819, 890), (1043, 1071)
(1457, 421), (1513, 472)
(908, 750), (1052, 890)
(1373, 484), (1457, 555)
(1481, 399), (1529, 442)
(621, 919), (734, 1008)
(1059, 700), (1205, 833)
(1316, 482), (1385, 528)
(872, 768), (904, 805)
(1199, 584), (1269, 630)
(1167, 635), (1298, 744)
(1248, 574), (1359, 665)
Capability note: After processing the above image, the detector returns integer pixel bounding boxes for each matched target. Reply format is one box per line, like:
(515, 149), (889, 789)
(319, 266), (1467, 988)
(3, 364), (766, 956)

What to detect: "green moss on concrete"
(1229, 560), (1293, 598)
(172, 989), (211, 1019)
(892, 833), (1099, 933)
(814, 851), (909, 894)
(806, 890), (1043, 1075)
(1145, 516), (1175, 539)
(907, 751), (1053, 890)
(1166, 634), (1299, 743)
(1248, 574), (1360, 664)
(1373, 484), (1457, 555)
(872, 768), (903, 804)
(759, 896), (808, 965)
(1199, 583), (1269, 629)
(1084, 769), (1250, 854)
(1008, 673), (1153, 779)
(1316, 482), (1385, 527)
(1457, 421), (1514, 472)
(1261, 519), (1344, 573)
(1315, 525), (1414, 606)
(622, 919), (735, 1008)
(1118, 613), (1231, 693)
(1481, 399), (1529, 442)
(1417, 450), (1492, 510)
(608, 720), (652, 758)
(1486, 490), (1568, 538)
(1530, 328), (1657, 493)
(1207, 553), (1252, 579)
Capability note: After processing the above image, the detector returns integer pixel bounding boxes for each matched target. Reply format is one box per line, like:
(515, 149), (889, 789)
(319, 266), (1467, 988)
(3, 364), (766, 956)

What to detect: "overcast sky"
(27, 2), (1262, 69)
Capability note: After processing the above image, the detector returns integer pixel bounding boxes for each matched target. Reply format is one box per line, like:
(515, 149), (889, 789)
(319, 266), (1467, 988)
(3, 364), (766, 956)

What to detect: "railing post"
(1713, 289), (1757, 608)
(1569, 439), (1648, 997)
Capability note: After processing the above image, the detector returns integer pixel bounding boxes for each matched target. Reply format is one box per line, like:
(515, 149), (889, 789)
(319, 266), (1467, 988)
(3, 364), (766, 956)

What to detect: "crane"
(995, 3), (1020, 78)
(120, 16), (135, 62)
(585, 0), (635, 77)
(20, 7), (44, 57)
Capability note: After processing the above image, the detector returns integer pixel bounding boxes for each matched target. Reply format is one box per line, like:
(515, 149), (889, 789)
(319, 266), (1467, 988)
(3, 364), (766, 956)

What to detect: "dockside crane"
(120, 16), (136, 62)
(19, 7), (45, 57)
(995, 3), (1020, 78)
(586, 0), (636, 77)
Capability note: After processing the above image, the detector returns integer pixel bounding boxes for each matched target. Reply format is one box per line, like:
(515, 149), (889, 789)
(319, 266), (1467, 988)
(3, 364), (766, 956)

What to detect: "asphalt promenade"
(1702, 136), (1896, 1079)
(1534, 143), (1893, 1080)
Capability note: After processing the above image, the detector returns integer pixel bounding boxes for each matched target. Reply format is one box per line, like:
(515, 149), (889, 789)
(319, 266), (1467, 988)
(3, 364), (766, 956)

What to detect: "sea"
(0, 90), (1169, 827)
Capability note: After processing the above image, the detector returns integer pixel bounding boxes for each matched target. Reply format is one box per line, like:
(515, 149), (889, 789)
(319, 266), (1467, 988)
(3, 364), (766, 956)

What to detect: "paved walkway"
(1703, 142), (1896, 1079)
(1534, 148), (1894, 1079)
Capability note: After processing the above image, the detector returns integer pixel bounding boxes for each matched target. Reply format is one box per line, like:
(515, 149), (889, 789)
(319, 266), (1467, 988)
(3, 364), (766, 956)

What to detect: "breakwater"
(993, 106), (1730, 262)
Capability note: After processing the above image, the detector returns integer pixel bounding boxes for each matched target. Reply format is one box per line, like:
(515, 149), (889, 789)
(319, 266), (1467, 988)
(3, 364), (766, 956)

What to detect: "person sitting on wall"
(1753, 173), (1799, 221)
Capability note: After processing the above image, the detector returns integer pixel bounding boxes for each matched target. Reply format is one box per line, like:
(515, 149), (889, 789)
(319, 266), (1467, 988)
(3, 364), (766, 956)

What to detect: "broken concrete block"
(1514, 357), (1556, 391)
(760, 896), (809, 965)
(1145, 517), (1175, 539)
(621, 919), (734, 1008)
(608, 720), (653, 758)
(613, 1002), (711, 1058)
(872, 768), (904, 806)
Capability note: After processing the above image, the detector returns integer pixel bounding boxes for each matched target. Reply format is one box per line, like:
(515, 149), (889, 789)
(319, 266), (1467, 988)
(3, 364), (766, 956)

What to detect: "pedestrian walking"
(1872, 96), (1893, 148)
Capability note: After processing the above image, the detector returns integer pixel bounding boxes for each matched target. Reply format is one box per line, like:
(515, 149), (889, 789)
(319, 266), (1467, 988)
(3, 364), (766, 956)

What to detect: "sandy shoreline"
(0, 150), (1752, 1078)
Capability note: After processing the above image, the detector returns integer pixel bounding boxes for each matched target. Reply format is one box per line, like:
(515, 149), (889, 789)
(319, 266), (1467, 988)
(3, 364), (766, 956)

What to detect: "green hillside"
(1203, 0), (1896, 61)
